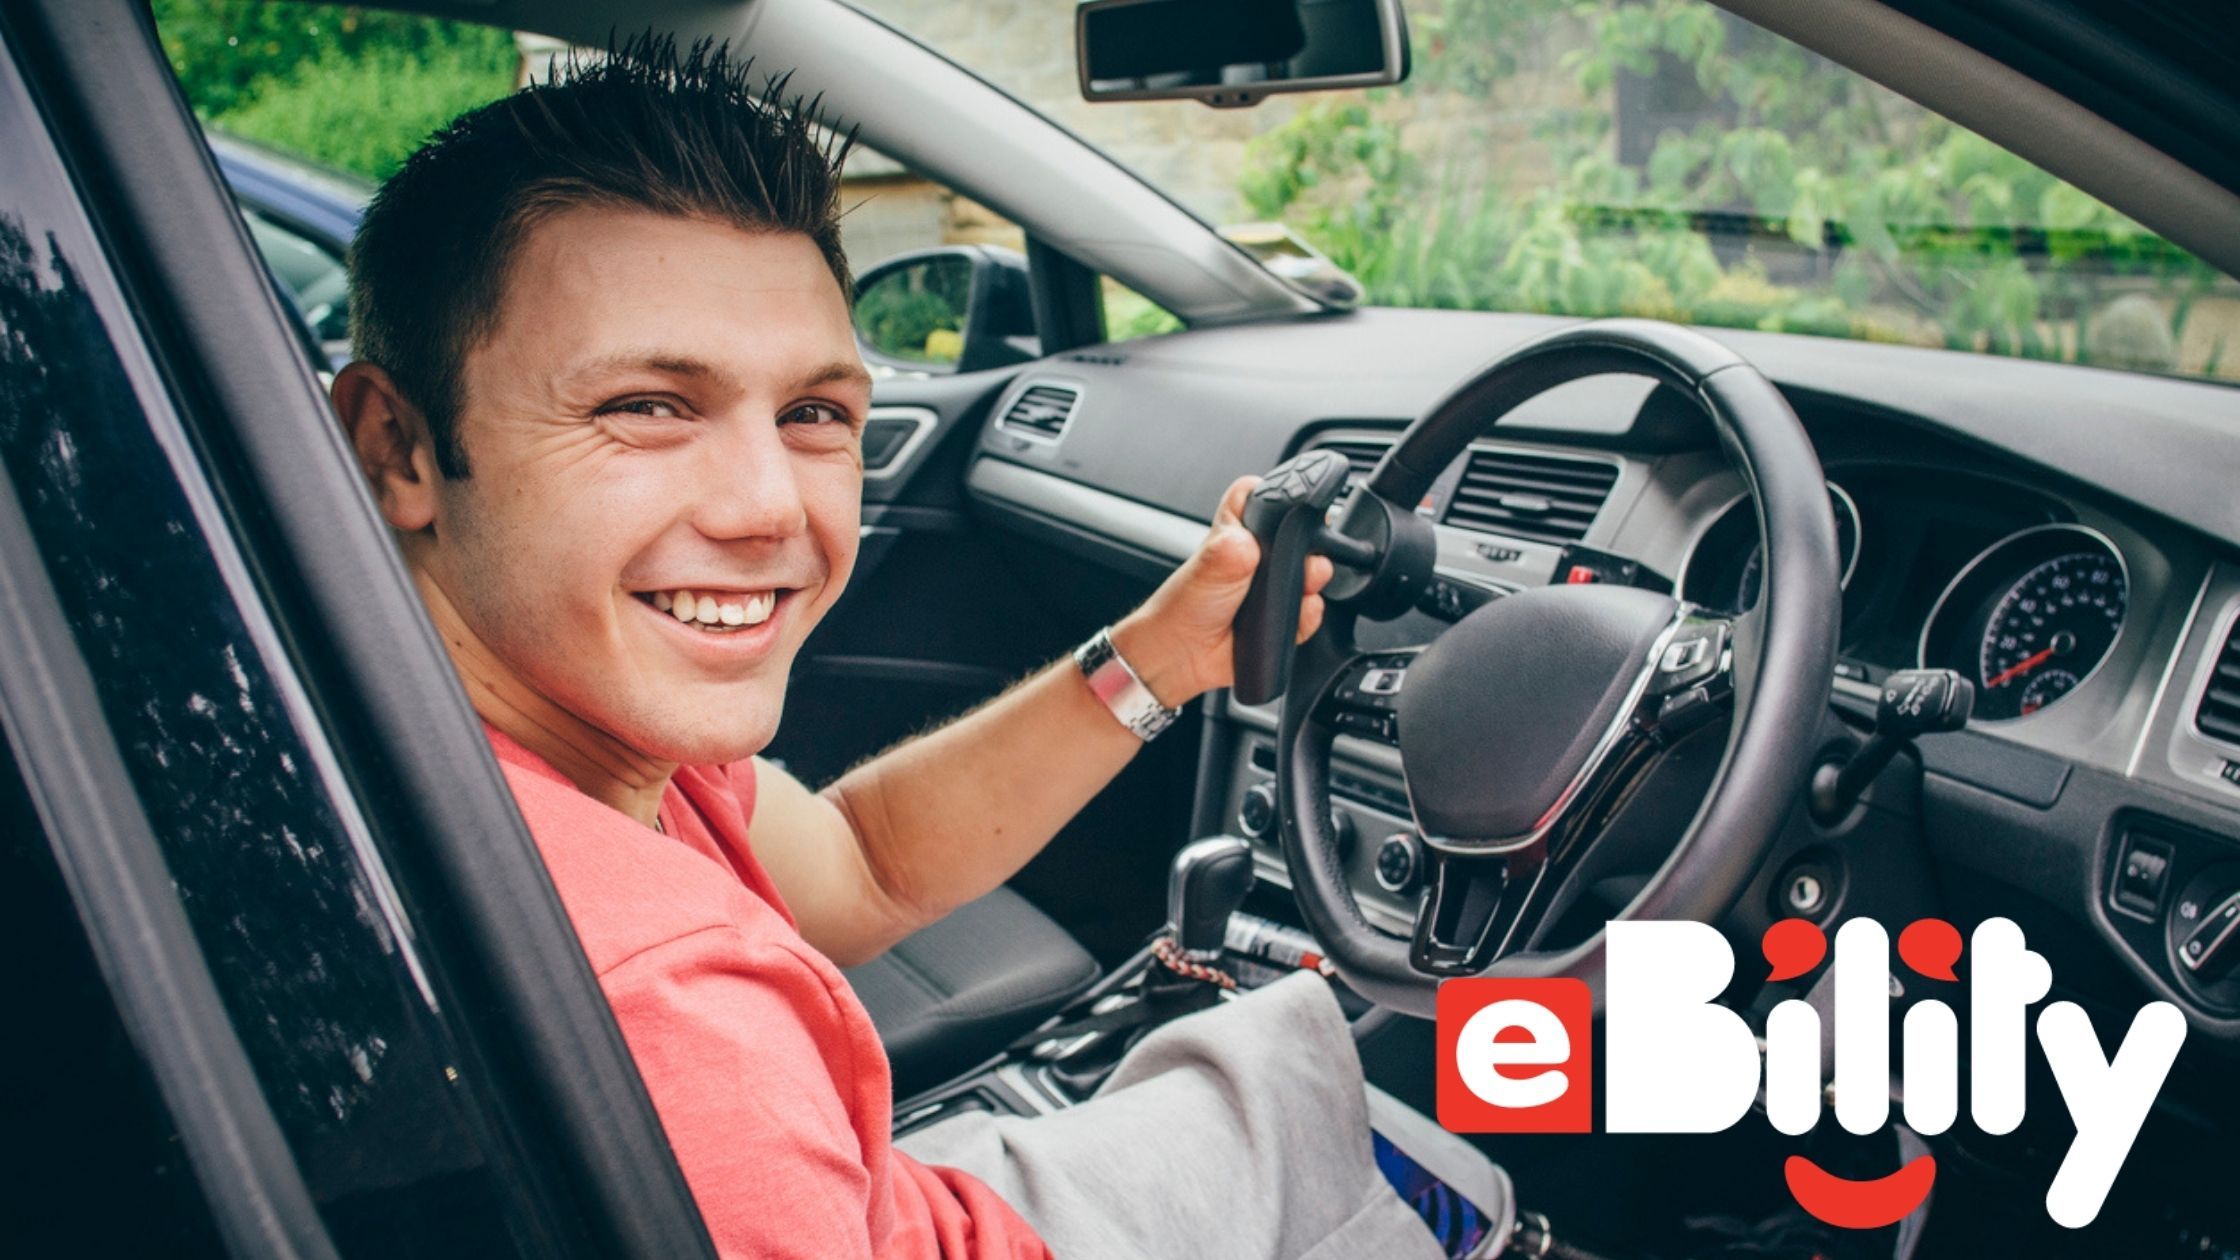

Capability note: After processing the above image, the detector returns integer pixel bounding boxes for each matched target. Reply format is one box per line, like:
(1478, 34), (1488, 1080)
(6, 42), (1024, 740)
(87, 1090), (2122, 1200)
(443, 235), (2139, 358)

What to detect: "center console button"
(1238, 782), (1277, 838)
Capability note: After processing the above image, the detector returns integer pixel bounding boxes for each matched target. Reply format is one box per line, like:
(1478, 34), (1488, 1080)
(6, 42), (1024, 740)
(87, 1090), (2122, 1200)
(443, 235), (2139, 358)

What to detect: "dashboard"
(962, 305), (2240, 1050)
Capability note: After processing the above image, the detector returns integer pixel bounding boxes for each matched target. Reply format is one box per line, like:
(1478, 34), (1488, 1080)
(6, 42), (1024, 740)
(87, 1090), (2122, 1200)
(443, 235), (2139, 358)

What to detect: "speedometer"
(1974, 551), (2126, 719)
(1918, 525), (2129, 722)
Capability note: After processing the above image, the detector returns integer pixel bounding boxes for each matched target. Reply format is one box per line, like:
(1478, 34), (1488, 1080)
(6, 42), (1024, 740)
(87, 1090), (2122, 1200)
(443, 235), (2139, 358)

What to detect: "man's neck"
(411, 566), (676, 827)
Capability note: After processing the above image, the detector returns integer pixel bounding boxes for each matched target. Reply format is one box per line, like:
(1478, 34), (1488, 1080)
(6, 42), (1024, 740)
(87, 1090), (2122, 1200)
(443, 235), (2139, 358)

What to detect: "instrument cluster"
(1682, 473), (2131, 724)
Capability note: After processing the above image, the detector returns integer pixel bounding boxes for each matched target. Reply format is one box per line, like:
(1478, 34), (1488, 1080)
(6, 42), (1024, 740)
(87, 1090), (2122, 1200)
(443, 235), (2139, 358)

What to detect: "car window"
(240, 204), (349, 342)
(844, 142), (1180, 343)
(858, 0), (2240, 383)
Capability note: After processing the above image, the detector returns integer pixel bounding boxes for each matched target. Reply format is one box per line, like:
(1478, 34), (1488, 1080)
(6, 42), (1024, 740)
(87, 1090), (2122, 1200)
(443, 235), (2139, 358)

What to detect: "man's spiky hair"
(348, 33), (856, 477)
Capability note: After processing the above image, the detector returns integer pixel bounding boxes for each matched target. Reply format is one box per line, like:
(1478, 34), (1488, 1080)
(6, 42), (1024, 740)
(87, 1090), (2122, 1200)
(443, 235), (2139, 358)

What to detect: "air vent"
(2194, 612), (2240, 747)
(1445, 448), (1619, 546)
(1307, 435), (1395, 490)
(998, 383), (1080, 441)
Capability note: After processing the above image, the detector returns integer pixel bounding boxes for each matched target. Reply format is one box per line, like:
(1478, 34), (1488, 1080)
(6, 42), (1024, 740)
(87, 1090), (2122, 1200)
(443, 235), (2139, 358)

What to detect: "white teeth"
(651, 588), (779, 630)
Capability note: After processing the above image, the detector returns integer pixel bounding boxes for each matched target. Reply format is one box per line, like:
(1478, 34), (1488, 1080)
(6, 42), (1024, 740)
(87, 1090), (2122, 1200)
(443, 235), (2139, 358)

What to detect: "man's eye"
(780, 402), (855, 428)
(601, 398), (684, 419)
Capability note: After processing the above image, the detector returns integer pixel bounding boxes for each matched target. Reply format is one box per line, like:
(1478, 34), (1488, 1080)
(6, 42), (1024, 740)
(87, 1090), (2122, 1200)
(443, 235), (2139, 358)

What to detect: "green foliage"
(1240, 0), (2234, 377)
(154, 1), (515, 182)
(1102, 281), (1185, 341)
(856, 259), (971, 364)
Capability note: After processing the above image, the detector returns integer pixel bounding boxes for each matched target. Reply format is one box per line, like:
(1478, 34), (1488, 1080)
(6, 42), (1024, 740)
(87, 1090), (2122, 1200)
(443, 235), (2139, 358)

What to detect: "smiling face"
(375, 205), (869, 770)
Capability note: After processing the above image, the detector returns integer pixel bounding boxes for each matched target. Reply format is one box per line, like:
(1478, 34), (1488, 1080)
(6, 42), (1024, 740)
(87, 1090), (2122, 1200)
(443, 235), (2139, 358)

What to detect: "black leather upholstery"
(846, 886), (1100, 1099)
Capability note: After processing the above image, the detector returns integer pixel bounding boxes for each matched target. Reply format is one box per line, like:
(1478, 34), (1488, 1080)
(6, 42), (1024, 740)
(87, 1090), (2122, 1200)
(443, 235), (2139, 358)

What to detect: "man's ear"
(331, 361), (440, 532)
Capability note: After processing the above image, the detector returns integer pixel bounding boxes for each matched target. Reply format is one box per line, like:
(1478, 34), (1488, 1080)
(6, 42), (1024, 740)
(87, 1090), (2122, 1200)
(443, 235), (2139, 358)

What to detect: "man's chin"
(590, 683), (787, 769)
(629, 713), (781, 768)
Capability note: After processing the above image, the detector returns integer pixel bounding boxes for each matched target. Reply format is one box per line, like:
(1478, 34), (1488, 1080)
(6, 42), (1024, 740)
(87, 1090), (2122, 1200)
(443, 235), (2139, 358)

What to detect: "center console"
(1210, 693), (1426, 938)
(892, 834), (1366, 1134)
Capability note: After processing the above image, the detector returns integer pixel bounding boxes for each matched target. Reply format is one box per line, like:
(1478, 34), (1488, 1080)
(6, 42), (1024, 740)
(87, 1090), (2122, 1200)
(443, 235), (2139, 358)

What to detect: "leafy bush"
(155, 1), (515, 182)
(1241, 0), (2234, 376)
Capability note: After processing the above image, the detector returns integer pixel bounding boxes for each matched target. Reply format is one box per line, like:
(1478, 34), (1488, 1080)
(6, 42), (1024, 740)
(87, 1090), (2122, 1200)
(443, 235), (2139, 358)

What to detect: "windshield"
(856, 0), (2240, 383)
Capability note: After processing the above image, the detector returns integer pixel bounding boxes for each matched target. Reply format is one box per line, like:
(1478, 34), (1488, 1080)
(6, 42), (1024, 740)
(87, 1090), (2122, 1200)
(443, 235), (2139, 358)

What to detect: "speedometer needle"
(1986, 646), (2056, 689)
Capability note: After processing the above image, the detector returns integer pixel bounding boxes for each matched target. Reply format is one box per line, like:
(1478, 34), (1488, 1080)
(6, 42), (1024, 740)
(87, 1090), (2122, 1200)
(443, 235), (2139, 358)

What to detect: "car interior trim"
(861, 404), (939, 481)
(967, 456), (1204, 565)
(2127, 566), (2214, 777)
(2182, 598), (2240, 760)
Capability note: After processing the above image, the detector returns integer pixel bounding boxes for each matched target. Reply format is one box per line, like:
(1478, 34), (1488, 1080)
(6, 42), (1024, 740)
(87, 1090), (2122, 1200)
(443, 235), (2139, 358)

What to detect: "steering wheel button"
(1360, 667), (1406, 696)
(1660, 638), (1709, 673)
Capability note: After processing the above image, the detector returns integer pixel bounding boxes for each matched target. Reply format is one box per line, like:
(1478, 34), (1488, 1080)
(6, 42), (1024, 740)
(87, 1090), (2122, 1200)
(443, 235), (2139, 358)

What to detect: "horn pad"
(1396, 583), (1679, 843)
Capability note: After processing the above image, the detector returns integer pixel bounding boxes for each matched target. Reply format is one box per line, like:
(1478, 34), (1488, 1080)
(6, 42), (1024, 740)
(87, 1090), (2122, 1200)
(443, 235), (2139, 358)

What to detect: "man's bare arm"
(748, 477), (1330, 967)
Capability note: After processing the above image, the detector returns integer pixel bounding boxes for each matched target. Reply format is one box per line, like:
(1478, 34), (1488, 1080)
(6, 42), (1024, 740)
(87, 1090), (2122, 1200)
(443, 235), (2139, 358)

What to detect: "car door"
(0, 1), (716, 1254)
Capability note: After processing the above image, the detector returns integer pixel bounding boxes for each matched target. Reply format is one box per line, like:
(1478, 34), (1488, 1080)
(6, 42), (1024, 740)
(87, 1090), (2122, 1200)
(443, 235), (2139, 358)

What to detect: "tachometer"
(1918, 525), (2128, 722)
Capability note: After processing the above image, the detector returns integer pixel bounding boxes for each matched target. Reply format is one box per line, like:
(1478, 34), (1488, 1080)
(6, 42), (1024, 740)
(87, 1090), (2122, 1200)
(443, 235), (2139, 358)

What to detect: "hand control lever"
(1232, 450), (1377, 705)
(1809, 669), (1972, 825)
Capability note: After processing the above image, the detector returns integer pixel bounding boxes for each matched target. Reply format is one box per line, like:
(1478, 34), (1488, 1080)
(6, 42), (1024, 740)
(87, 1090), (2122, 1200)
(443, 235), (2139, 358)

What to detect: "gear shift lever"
(1167, 836), (1256, 962)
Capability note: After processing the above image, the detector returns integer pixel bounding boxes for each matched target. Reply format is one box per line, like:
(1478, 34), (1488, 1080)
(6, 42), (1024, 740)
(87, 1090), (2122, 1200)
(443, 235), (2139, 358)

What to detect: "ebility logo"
(1436, 919), (2189, 1230)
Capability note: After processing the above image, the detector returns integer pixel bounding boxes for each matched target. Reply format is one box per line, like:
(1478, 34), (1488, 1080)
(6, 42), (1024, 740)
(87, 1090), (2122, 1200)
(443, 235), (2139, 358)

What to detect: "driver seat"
(846, 885), (1100, 1098)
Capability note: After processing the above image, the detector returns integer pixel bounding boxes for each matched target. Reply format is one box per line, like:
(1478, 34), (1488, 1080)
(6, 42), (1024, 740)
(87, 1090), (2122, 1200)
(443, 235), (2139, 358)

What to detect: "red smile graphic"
(1783, 1153), (1936, 1229)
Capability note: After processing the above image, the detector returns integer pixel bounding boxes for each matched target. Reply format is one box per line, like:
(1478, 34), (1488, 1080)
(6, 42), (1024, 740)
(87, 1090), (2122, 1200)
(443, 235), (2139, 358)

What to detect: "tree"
(1239, 0), (2229, 376)
(153, 1), (517, 182)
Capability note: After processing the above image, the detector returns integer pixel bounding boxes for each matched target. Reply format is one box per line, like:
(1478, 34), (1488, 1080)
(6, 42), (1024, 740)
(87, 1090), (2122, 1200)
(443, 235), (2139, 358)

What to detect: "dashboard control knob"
(2179, 889), (2240, 976)
(1238, 782), (1277, 838)
(1374, 831), (1421, 894)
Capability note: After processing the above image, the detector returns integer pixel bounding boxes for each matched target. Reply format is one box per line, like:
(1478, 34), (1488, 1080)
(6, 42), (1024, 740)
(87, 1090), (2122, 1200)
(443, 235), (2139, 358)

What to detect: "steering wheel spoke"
(1410, 846), (1548, 976)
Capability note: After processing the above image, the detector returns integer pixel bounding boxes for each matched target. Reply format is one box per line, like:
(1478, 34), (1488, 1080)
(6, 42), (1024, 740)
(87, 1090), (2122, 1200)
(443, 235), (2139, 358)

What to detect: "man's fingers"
(1304, 553), (1334, 594)
(1212, 476), (1256, 531)
(1295, 594), (1324, 644)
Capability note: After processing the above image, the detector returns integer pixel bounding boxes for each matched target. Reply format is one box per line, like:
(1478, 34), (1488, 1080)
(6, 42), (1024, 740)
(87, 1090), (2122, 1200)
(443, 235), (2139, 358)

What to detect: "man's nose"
(690, 416), (809, 541)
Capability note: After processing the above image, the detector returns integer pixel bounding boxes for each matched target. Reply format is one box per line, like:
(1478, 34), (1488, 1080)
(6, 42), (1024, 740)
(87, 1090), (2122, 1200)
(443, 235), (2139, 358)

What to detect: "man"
(330, 36), (1478, 1259)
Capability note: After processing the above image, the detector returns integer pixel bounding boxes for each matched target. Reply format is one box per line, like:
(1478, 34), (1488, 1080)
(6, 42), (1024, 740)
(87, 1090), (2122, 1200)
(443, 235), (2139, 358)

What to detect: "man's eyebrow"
(799, 360), (875, 393)
(559, 351), (735, 391)
(555, 353), (871, 395)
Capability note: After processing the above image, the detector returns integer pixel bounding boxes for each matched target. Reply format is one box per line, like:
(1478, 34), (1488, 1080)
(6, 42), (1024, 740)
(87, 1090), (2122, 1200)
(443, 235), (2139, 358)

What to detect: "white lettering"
(1606, 921), (1759, 1132)
(2036, 1000), (2187, 1228)
(1454, 999), (1572, 1110)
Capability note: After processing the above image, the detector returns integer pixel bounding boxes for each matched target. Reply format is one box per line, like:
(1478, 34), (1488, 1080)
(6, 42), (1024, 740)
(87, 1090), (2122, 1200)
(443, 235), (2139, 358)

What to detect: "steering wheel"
(1232, 320), (1839, 1019)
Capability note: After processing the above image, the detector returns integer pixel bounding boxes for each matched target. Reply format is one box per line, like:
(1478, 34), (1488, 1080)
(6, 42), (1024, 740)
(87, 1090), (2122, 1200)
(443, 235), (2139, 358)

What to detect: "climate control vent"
(1307, 435), (1395, 490)
(997, 383), (1080, 441)
(1444, 448), (1620, 545)
(2194, 611), (2240, 747)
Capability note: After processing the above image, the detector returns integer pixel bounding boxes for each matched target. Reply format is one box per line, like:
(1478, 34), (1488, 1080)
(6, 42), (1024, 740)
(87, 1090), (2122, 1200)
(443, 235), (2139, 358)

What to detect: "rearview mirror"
(1076, 0), (1408, 109)
(852, 246), (1039, 376)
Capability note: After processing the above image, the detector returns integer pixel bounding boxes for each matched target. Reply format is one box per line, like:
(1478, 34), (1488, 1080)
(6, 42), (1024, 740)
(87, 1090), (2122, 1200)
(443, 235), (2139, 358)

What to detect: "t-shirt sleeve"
(599, 926), (884, 1259)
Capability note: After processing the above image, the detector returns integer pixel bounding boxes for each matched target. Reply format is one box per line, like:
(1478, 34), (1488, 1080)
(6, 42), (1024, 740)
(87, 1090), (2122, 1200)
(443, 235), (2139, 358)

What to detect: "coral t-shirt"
(483, 725), (1051, 1259)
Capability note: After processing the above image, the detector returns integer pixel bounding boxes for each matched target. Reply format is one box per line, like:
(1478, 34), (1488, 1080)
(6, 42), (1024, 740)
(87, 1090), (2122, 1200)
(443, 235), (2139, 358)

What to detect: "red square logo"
(1436, 977), (1593, 1133)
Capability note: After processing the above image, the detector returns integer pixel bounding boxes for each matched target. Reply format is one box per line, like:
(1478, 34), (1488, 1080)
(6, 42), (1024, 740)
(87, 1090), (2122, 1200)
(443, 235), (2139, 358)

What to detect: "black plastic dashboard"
(962, 305), (2240, 1051)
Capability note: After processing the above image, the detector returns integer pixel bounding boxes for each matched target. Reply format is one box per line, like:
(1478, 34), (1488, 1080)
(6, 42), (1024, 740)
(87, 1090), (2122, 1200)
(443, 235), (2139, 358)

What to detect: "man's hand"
(785, 474), (1332, 961)
(1109, 475), (1336, 707)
